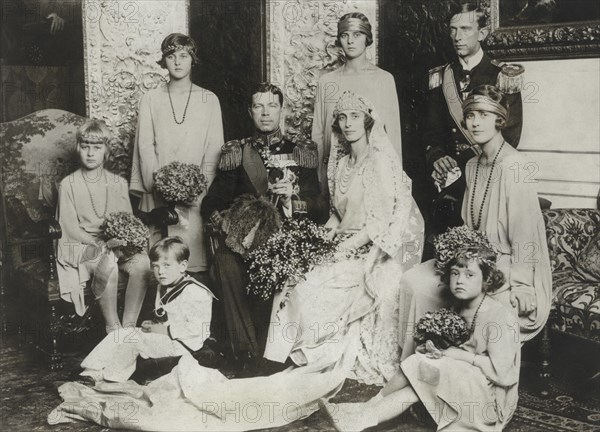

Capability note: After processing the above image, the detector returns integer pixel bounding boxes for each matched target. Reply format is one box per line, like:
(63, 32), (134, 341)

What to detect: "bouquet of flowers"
(413, 308), (470, 351)
(245, 218), (338, 300)
(100, 212), (149, 258)
(434, 225), (494, 273)
(154, 161), (207, 205)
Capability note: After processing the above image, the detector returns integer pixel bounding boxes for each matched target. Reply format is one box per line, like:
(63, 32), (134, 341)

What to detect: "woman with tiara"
(312, 12), (403, 194)
(264, 90), (423, 384)
(50, 92), (423, 431)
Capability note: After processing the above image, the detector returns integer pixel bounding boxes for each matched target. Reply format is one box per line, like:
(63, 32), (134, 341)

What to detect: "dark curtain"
(379, 0), (460, 217)
(190, 0), (266, 142)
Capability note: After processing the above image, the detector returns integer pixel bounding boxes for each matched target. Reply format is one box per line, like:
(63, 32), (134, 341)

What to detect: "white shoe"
(318, 399), (377, 432)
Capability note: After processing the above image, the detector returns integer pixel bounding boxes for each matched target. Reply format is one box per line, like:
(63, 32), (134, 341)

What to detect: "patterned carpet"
(1, 333), (599, 432)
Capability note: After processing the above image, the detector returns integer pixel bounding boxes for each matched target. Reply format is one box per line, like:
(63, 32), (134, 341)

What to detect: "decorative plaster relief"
(83, 0), (188, 176)
(267, 0), (379, 141)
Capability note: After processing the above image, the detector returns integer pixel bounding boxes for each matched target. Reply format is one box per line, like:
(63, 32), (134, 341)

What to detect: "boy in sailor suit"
(79, 236), (216, 383)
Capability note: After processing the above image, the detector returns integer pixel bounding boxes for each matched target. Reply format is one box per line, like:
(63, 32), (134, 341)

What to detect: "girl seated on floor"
(56, 119), (152, 333)
(321, 244), (521, 432)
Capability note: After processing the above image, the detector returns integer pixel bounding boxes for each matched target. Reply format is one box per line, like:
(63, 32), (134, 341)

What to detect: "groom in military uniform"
(201, 82), (327, 374)
(424, 2), (523, 240)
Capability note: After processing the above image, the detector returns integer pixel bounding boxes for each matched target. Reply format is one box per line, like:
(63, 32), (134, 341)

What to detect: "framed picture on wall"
(484, 0), (600, 60)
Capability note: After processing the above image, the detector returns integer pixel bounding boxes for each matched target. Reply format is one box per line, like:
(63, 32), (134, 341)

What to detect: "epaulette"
(218, 139), (243, 171)
(292, 138), (319, 168)
(428, 65), (445, 90)
(496, 63), (525, 94)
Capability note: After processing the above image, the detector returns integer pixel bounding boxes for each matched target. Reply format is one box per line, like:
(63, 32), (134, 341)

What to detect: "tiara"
(79, 136), (107, 145)
(162, 44), (194, 55)
(333, 91), (372, 118)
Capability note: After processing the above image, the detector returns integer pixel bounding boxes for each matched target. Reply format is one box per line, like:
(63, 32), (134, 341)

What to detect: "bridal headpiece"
(332, 91), (373, 118)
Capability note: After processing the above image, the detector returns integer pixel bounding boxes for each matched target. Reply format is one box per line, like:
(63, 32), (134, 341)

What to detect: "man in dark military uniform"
(201, 82), (327, 373)
(424, 2), (523, 240)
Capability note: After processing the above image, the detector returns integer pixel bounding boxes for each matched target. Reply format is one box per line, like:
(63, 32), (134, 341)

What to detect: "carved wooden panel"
(267, 0), (379, 141)
(83, 0), (188, 177)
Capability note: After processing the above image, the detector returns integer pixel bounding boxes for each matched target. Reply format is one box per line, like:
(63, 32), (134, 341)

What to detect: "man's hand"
(141, 320), (169, 335)
(46, 13), (65, 34)
(433, 156), (458, 179)
(510, 291), (537, 316)
(271, 180), (294, 208)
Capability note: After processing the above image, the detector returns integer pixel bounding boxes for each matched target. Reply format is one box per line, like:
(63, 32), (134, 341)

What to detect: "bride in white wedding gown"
(49, 91), (424, 431)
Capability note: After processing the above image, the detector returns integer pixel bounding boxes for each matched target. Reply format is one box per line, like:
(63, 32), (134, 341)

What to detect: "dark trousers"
(209, 234), (272, 359)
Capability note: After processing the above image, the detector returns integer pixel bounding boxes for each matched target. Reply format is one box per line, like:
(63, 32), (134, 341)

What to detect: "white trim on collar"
(459, 47), (484, 71)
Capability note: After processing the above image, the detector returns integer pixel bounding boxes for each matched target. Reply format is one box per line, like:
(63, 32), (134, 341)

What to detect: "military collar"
(252, 128), (283, 149)
(458, 47), (484, 71)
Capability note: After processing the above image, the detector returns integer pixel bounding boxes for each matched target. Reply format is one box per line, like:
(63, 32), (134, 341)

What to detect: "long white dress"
(48, 96), (424, 431)
(130, 85), (224, 271)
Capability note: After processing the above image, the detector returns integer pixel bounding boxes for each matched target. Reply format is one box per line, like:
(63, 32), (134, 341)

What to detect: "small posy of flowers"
(245, 218), (339, 300)
(434, 225), (494, 273)
(413, 308), (470, 350)
(100, 212), (149, 257)
(154, 161), (207, 205)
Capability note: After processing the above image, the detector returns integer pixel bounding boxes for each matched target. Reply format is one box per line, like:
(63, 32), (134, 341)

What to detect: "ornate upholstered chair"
(539, 208), (600, 387)
(0, 109), (177, 369)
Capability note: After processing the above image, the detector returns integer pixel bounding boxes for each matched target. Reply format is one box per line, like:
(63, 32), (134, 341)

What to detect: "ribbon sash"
(442, 65), (477, 147)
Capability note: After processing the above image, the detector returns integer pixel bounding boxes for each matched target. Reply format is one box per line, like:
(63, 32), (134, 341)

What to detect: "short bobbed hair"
(248, 82), (284, 107)
(157, 33), (199, 68)
(461, 84), (509, 130)
(149, 236), (190, 263)
(336, 12), (374, 47)
(440, 246), (506, 294)
(76, 119), (112, 161)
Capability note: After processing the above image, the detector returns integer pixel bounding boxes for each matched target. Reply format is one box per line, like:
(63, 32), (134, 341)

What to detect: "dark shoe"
(131, 356), (181, 384)
(192, 338), (226, 369)
(256, 358), (288, 376)
(232, 351), (259, 378)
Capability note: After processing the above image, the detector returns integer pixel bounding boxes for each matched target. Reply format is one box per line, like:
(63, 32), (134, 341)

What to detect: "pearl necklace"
(83, 170), (108, 219)
(338, 155), (366, 195)
(167, 81), (193, 125)
(470, 141), (505, 230)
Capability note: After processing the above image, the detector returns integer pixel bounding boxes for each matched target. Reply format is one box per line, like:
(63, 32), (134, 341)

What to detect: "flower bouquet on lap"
(415, 225), (496, 358)
(245, 218), (338, 302)
(414, 309), (470, 358)
(100, 212), (149, 258)
(92, 212), (149, 299)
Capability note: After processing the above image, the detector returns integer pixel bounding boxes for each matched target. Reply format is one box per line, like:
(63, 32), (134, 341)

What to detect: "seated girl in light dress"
(56, 119), (152, 333)
(321, 245), (521, 432)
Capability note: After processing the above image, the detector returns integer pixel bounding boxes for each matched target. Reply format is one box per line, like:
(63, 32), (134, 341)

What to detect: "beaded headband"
(333, 91), (373, 118)
(462, 95), (508, 121)
(161, 43), (194, 57)
(338, 17), (372, 40)
(79, 135), (107, 145)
